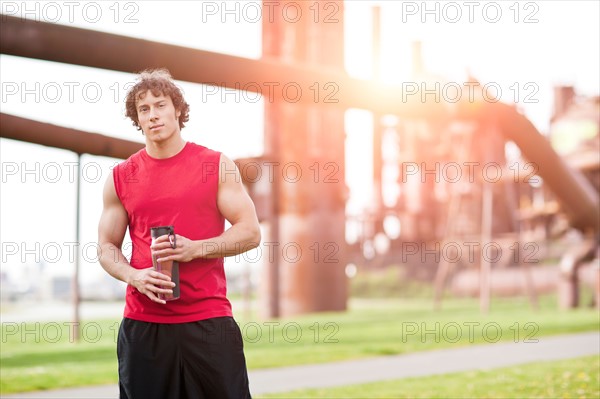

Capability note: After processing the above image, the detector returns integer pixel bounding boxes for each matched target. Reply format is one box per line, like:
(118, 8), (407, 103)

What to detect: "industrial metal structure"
(2, 1), (598, 318)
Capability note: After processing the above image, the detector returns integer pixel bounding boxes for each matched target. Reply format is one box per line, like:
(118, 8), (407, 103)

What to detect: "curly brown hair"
(125, 68), (190, 131)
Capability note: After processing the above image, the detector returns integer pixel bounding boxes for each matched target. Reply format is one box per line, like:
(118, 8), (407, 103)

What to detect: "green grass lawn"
(1, 295), (598, 394)
(261, 355), (600, 399)
(0, 319), (120, 393)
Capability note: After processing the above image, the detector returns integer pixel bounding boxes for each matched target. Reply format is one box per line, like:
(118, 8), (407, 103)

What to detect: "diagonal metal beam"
(0, 15), (445, 118)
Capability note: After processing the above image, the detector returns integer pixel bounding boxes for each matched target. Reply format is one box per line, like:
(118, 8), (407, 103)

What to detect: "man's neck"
(145, 136), (186, 159)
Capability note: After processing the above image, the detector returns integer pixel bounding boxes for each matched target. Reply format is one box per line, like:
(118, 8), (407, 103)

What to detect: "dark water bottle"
(150, 225), (180, 301)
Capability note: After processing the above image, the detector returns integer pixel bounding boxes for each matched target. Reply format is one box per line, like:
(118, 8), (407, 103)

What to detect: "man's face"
(136, 91), (181, 142)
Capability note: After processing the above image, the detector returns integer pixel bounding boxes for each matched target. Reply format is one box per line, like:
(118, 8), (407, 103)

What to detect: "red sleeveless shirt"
(113, 142), (232, 323)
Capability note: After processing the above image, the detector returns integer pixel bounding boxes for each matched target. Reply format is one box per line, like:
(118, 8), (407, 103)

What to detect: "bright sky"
(1, 1), (599, 284)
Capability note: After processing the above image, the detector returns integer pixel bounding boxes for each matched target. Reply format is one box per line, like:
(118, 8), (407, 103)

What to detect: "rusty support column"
(479, 170), (493, 314)
(262, 0), (347, 317)
(372, 7), (385, 234)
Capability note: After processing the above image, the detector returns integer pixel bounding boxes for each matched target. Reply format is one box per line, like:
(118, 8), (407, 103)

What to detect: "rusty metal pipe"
(0, 113), (144, 158)
(488, 102), (600, 234)
(0, 15), (444, 118)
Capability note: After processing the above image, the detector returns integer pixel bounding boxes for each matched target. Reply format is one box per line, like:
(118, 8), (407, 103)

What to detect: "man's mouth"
(149, 124), (164, 130)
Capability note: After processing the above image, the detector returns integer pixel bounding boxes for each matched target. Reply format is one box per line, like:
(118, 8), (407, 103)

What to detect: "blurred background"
(1, 1), (599, 397)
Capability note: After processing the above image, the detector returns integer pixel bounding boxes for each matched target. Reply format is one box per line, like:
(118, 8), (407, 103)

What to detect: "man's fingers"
(147, 277), (175, 288)
(150, 281), (175, 292)
(156, 255), (177, 264)
(150, 235), (175, 249)
(145, 291), (166, 305)
(150, 270), (172, 282)
(142, 284), (170, 304)
(150, 242), (171, 251)
(151, 248), (178, 261)
(130, 269), (174, 305)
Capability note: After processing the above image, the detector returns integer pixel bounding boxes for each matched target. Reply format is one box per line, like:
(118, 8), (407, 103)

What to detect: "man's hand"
(128, 268), (176, 305)
(151, 234), (198, 263)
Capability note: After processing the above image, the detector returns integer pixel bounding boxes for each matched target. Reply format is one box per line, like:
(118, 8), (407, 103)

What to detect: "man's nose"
(149, 107), (159, 120)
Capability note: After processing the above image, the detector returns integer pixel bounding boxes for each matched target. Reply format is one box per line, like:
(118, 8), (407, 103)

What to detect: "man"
(98, 68), (260, 398)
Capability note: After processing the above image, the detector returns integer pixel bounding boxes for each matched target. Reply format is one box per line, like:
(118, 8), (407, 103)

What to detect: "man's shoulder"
(186, 142), (222, 160)
(111, 148), (145, 175)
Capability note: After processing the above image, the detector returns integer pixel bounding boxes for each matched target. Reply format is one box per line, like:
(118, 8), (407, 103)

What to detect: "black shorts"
(117, 316), (251, 399)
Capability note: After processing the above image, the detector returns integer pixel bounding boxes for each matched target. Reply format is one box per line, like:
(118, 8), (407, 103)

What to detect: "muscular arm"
(98, 170), (174, 304)
(206, 153), (262, 257)
(152, 154), (261, 261)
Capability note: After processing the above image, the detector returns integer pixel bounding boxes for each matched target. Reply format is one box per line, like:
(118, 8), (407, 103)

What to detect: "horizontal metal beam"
(0, 113), (144, 158)
(0, 15), (445, 118)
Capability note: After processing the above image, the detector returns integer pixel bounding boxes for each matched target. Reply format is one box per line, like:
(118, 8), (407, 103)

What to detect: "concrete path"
(3, 331), (598, 398)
